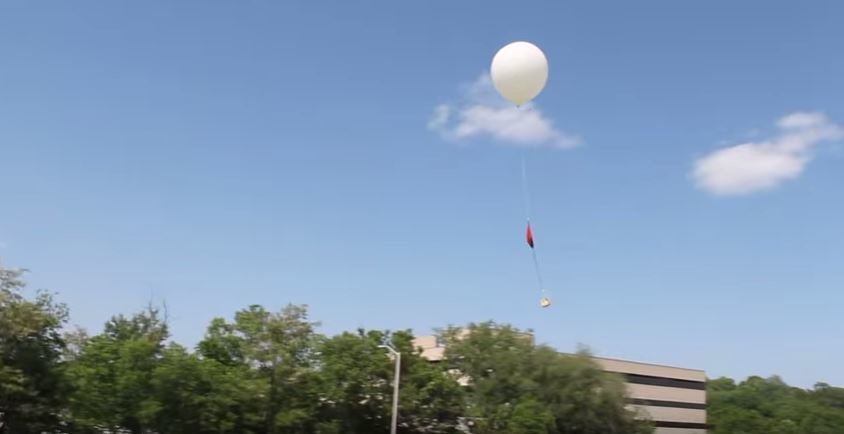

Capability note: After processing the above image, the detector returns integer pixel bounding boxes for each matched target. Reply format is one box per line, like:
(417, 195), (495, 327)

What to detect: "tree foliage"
(441, 322), (652, 434)
(315, 329), (465, 434)
(4, 262), (844, 433)
(65, 306), (169, 434)
(198, 303), (322, 434)
(708, 375), (844, 434)
(0, 266), (68, 434)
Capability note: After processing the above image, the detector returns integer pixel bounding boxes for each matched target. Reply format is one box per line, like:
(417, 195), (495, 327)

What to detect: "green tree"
(65, 306), (168, 433)
(315, 329), (464, 434)
(143, 343), (262, 434)
(0, 265), (68, 434)
(708, 375), (844, 434)
(814, 383), (844, 409)
(441, 322), (652, 434)
(392, 331), (465, 434)
(198, 304), (322, 434)
(505, 399), (556, 433)
(314, 330), (392, 433)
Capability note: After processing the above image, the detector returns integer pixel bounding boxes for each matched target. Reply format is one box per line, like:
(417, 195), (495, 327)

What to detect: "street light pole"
(379, 343), (401, 434)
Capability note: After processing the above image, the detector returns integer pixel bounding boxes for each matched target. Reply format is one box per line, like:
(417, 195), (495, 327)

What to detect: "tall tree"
(389, 330), (465, 434)
(441, 322), (652, 434)
(143, 343), (262, 434)
(0, 265), (68, 434)
(313, 330), (392, 434)
(315, 329), (464, 434)
(198, 304), (322, 434)
(65, 306), (168, 433)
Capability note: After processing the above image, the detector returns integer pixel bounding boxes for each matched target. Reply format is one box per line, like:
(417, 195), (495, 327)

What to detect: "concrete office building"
(413, 336), (707, 434)
(593, 356), (707, 434)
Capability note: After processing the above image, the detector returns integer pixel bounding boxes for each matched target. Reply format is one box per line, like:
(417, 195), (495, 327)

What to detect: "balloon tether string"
(521, 154), (548, 298)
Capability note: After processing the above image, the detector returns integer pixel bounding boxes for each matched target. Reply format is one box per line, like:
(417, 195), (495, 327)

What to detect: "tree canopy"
(0, 266), (68, 434)
(708, 375), (844, 434)
(2, 262), (843, 434)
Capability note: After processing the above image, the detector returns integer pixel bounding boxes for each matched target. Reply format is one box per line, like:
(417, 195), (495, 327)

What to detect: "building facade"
(593, 356), (707, 434)
(412, 336), (707, 434)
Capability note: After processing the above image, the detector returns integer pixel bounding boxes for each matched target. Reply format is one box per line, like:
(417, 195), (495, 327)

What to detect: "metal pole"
(380, 343), (401, 434)
(391, 351), (401, 434)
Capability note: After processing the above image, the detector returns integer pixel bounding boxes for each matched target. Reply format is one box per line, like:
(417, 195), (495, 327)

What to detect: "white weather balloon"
(490, 41), (549, 106)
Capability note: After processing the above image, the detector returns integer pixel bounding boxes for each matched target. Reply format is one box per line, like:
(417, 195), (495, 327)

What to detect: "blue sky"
(1, 1), (843, 387)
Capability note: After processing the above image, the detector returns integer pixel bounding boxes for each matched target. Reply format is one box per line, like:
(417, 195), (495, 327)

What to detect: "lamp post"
(379, 342), (401, 434)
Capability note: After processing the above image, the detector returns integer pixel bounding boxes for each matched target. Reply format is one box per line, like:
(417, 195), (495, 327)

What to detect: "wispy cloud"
(428, 74), (580, 149)
(692, 112), (843, 196)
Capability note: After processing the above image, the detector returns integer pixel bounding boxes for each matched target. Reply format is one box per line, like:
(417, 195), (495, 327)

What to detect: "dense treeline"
(708, 376), (844, 434)
(0, 264), (649, 434)
(2, 264), (843, 433)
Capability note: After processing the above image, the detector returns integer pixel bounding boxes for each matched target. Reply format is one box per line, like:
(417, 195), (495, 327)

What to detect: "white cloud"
(427, 104), (451, 130)
(692, 112), (843, 196)
(428, 74), (580, 150)
(777, 112), (827, 129)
